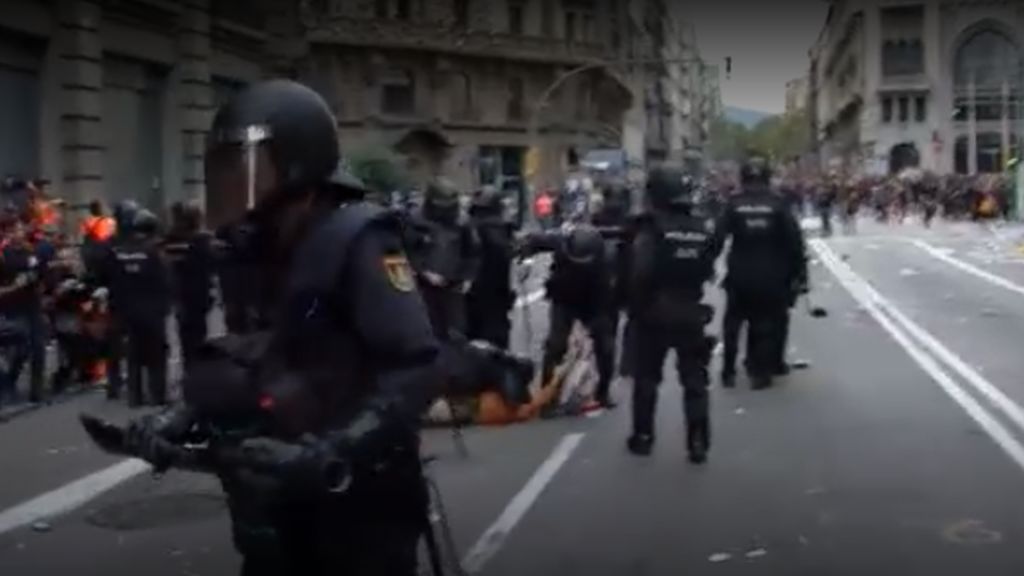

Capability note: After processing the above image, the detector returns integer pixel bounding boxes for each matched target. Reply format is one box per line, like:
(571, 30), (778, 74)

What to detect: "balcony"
(304, 16), (610, 65)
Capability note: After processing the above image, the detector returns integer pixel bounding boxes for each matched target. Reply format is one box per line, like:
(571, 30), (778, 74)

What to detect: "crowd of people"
(0, 176), (217, 412)
(758, 170), (1015, 232)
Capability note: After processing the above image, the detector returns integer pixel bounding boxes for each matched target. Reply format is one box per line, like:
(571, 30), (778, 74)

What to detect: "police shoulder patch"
(382, 255), (415, 292)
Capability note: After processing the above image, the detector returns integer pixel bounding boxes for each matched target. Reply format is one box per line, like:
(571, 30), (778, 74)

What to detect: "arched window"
(954, 29), (1021, 90)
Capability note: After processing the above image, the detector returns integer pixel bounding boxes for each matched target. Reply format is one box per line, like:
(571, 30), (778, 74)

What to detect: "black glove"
(125, 408), (195, 473)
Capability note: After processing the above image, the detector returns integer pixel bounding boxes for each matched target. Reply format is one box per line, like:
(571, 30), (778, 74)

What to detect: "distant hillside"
(725, 106), (773, 129)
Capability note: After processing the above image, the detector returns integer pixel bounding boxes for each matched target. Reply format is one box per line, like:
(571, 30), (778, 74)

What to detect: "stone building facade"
(810, 0), (1024, 176)
(0, 0), (644, 224)
(0, 0), (303, 228)
(299, 0), (632, 194)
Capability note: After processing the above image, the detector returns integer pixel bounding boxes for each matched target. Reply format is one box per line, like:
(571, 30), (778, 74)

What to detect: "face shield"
(205, 125), (281, 226)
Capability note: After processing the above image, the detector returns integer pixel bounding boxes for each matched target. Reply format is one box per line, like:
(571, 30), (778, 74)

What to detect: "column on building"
(56, 0), (103, 209)
(178, 0), (213, 206)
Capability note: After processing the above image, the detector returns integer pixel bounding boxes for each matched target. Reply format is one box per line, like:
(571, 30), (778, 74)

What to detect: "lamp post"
(525, 55), (728, 220)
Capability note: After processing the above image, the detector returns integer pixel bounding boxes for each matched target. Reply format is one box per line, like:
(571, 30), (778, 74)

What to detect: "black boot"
(687, 422), (710, 464)
(720, 371), (736, 388)
(627, 434), (654, 456)
(752, 374), (774, 390)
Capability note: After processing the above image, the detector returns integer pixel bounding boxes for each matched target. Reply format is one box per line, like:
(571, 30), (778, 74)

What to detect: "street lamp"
(526, 55), (729, 195)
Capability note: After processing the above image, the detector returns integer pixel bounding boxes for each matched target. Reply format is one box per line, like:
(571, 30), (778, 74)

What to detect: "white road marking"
(0, 459), (150, 536)
(912, 239), (1024, 298)
(811, 240), (1024, 473)
(462, 432), (585, 573)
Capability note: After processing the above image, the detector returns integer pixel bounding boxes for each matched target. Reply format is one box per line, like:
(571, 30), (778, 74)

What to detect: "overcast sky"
(686, 0), (829, 113)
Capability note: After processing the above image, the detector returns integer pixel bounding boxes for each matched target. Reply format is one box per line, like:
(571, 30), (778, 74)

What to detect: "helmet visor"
(204, 125), (280, 227)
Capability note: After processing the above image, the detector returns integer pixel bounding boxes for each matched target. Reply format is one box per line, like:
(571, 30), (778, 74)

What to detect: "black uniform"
(109, 211), (171, 406)
(522, 224), (616, 407)
(95, 200), (140, 400)
(466, 188), (515, 348)
(711, 159), (807, 390)
(626, 169), (715, 460)
(592, 184), (634, 378)
(165, 214), (215, 371)
(215, 219), (266, 335)
(403, 182), (480, 340)
(126, 80), (440, 576)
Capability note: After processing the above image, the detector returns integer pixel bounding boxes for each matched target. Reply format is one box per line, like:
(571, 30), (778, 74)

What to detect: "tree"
(708, 116), (750, 162)
(345, 144), (411, 199)
(746, 108), (811, 162)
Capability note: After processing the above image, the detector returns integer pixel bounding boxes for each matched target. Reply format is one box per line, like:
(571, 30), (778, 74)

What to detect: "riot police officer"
(711, 157), (807, 390)
(97, 200), (140, 400)
(404, 179), (480, 339)
(124, 80), (440, 576)
(520, 223), (617, 409)
(592, 182), (635, 380)
(165, 202), (215, 370)
(626, 168), (716, 461)
(466, 185), (515, 349)
(108, 209), (171, 406)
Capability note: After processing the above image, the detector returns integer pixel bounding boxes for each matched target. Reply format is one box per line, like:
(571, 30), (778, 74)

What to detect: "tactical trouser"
(722, 291), (787, 379)
(106, 316), (127, 399)
(420, 284), (467, 340)
(774, 306), (792, 372)
(631, 323), (711, 447)
(176, 305), (209, 372)
(541, 304), (615, 402)
(126, 318), (168, 406)
(25, 307), (46, 403)
(466, 293), (512, 349)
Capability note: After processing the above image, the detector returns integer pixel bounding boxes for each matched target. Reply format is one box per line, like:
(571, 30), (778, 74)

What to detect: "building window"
(508, 2), (524, 34)
(882, 96), (893, 123)
(582, 13), (594, 42)
(882, 38), (924, 77)
(381, 69), (415, 115)
(898, 96), (909, 122)
(454, 0), (469, 28)
(450, 72), (472, 119)
(395, 0), (410, 20)
(915, 95), (926, 122)
(564, 11), (577, 42)
(541, 1), (554, 36)
(507, 77), (524, 121)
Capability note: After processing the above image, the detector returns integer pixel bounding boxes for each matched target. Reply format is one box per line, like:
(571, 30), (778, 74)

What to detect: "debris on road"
(745, 548), (768, 559)
(31, 521), (51, 533)
(708, 553), (732, 563)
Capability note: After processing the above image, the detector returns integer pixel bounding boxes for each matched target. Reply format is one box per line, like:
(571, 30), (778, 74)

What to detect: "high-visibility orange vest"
(535, 194), (553, 217)
(81, 216), (116, 242)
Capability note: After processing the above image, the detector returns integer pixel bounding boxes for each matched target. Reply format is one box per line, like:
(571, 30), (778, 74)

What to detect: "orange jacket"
(81, 215), (116, 242)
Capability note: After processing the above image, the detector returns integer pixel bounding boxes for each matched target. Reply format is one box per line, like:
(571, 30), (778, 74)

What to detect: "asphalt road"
(4, 221), (1024, 574)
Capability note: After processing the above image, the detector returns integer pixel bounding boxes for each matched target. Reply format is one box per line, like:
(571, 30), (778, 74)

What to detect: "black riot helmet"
(740, 155), (772, 187)
(132, 209), (160, 238)
(602, 183), (632, 216)
(646, 167), (696, 212)
(113, 200), (141, 234)
(424, 179), (461, 224)
(469, 185), (504, 219)
(563, 224), (605, 264)
(204, 79), (346, 223)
